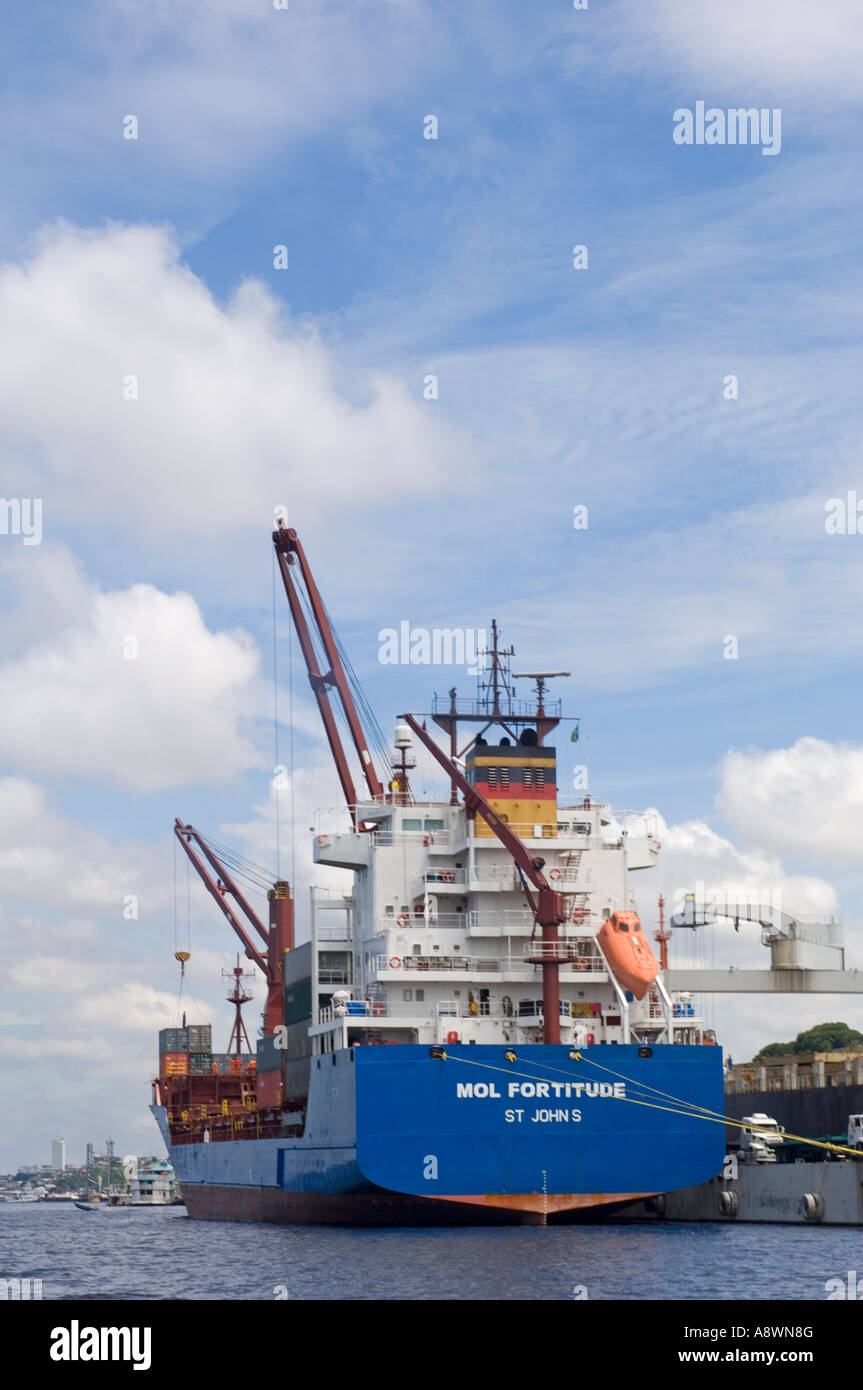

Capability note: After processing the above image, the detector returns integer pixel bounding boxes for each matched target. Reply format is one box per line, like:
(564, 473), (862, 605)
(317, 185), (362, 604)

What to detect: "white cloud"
(717, 737), (863, 867)
(0, 222), (477, 536)
(0, 549), (262, 791)
(563, 1), (863, 105)
(643, 0), (863, 101)
(0, 777), (156, 910)
(6, 1), (454, 188)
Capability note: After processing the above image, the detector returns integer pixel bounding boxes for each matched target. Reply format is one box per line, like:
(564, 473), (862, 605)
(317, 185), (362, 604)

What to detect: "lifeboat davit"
(596, 910), (659, 999)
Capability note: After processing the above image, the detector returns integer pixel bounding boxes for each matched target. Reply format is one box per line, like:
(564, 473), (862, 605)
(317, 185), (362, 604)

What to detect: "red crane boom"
(272, 523), (383, 823)
(398, 713), (567, 1043)
(173, 818), (293, 1038)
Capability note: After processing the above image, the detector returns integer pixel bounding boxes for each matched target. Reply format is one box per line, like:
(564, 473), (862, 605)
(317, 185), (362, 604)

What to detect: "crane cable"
(272, 549), (281, 879)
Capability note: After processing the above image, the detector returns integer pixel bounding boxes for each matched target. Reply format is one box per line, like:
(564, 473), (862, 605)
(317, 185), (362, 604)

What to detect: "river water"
(2, 1203), (859, 1300)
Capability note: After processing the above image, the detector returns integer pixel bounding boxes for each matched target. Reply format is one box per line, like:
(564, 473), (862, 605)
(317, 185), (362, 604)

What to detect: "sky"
(2, 0), (863, 1171)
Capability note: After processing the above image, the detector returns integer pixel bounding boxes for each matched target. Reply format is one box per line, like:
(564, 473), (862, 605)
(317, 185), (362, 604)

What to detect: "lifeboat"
(596, 910), (659, 999)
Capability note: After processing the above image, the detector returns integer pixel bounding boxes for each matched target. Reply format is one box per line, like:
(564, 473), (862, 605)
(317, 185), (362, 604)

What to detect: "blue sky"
(2, 0), (863, 1170)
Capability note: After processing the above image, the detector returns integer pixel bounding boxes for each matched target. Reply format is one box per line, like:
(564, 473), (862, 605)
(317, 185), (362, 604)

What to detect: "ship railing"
(317, 925), (353, 941)
(430, 694), (562, 718)
(375, 912), (604, 936)
(521, 940), (603, 965)
(468, 862), (519, 882)
(419, 865), (585, 888)
(316, 1001), (391, 1024)
(554, 820), (593, 838)
(473, 821), (559, 840)
(416, 867), (468, 887)
(313, 805), (458, 844)
(514, 1001), (580, 1021)
(375, 954), (501, 974)
(318, 968), (353, 984)
(435, 999), (582, 1022)
(374, 949), (604, 975)
(370, 829), (457, 848)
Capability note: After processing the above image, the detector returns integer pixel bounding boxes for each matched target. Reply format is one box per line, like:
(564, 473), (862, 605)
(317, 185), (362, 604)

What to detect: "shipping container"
(256, 1034), (285, 1074)
(186, 1025), (212, 1052)
(159, 1052), (189, 1076)
(257, 1070), (283, 1109)
(159, 1028), (188, 1055)
(202, 1052), (255, 1074)
(189, 1052), (213, 1075)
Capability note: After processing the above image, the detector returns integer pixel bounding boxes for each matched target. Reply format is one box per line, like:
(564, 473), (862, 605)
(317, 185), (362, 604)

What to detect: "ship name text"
(456, 1081), (625, 1100)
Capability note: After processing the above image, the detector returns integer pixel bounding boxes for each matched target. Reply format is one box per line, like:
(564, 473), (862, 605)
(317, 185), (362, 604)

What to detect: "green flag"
(571, 725), (579, 743)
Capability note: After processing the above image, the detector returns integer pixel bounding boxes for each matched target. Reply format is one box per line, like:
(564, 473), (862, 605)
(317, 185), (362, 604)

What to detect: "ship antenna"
(223, 955), (255, 1056)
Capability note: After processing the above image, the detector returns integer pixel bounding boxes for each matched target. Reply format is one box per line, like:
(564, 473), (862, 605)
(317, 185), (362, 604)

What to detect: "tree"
(756, 1021), (863, 1059)
(792, 1021), (863, 1054)
(755, 1041), (793, 1059)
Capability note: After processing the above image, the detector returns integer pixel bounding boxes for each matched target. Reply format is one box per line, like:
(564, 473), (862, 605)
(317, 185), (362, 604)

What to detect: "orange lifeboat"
(596, 910), (659, 1000)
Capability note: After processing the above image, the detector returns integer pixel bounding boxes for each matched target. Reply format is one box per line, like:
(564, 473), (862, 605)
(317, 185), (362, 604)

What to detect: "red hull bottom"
(181, 1185), (655, 1227)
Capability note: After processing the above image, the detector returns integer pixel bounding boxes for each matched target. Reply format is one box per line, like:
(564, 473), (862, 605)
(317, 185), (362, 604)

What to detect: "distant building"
(129, 1161), (178, 1205)
(52, 1138), (66, 1172)
(726, 1048), (863, 1094)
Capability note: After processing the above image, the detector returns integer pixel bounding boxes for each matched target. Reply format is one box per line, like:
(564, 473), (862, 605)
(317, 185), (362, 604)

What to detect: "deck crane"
(173, 819), (293, 1038)
(272, 521), (383, 824)
(270, 523), (568, 1039)
(398, 713), (568, 1043)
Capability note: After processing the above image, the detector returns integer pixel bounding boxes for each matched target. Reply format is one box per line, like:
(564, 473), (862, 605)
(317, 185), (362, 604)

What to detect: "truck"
(737, 1112), (785, 1164)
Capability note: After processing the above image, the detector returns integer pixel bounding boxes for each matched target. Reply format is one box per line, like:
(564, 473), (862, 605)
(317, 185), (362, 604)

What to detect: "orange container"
(596, 911), (659, 1000)
(160, 1052), (189, 1076)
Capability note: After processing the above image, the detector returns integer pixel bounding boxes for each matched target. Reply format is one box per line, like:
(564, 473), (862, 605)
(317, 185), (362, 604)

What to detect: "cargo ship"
(150, 525), (725, 1225)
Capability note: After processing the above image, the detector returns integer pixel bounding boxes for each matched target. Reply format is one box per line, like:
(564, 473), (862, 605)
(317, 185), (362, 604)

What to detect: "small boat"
(73, 1197), (102, 1211)
(596, 910), (659, 999)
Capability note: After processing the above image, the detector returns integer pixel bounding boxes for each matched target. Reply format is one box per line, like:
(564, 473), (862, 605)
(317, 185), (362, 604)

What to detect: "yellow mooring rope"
(436, 1050), (863, 1160)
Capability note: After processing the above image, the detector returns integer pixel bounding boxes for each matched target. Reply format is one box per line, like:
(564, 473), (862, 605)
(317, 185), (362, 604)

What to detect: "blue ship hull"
(154, 1043), (726, 1225)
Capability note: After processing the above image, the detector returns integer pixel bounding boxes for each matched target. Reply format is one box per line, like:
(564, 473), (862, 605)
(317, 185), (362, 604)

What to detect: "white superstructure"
(306, 789), (707, 1054)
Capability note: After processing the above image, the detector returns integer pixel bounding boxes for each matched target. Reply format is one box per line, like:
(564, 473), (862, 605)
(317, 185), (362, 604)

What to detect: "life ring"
(442, 870), (454, 883)
(389, 956), (402, 969)
(372, 1002), (385, 1016)
(396, 914), (409, 926)
(549, 868), (561, 881)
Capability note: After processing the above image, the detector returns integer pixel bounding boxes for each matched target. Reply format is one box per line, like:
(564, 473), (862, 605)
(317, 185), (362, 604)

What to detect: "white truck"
(737, 1112), (785, 1164)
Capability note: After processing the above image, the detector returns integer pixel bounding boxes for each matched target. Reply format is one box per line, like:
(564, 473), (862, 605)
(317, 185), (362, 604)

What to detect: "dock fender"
(718, 1189), (739, 1218)
(800, 1192), (825, 1222)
